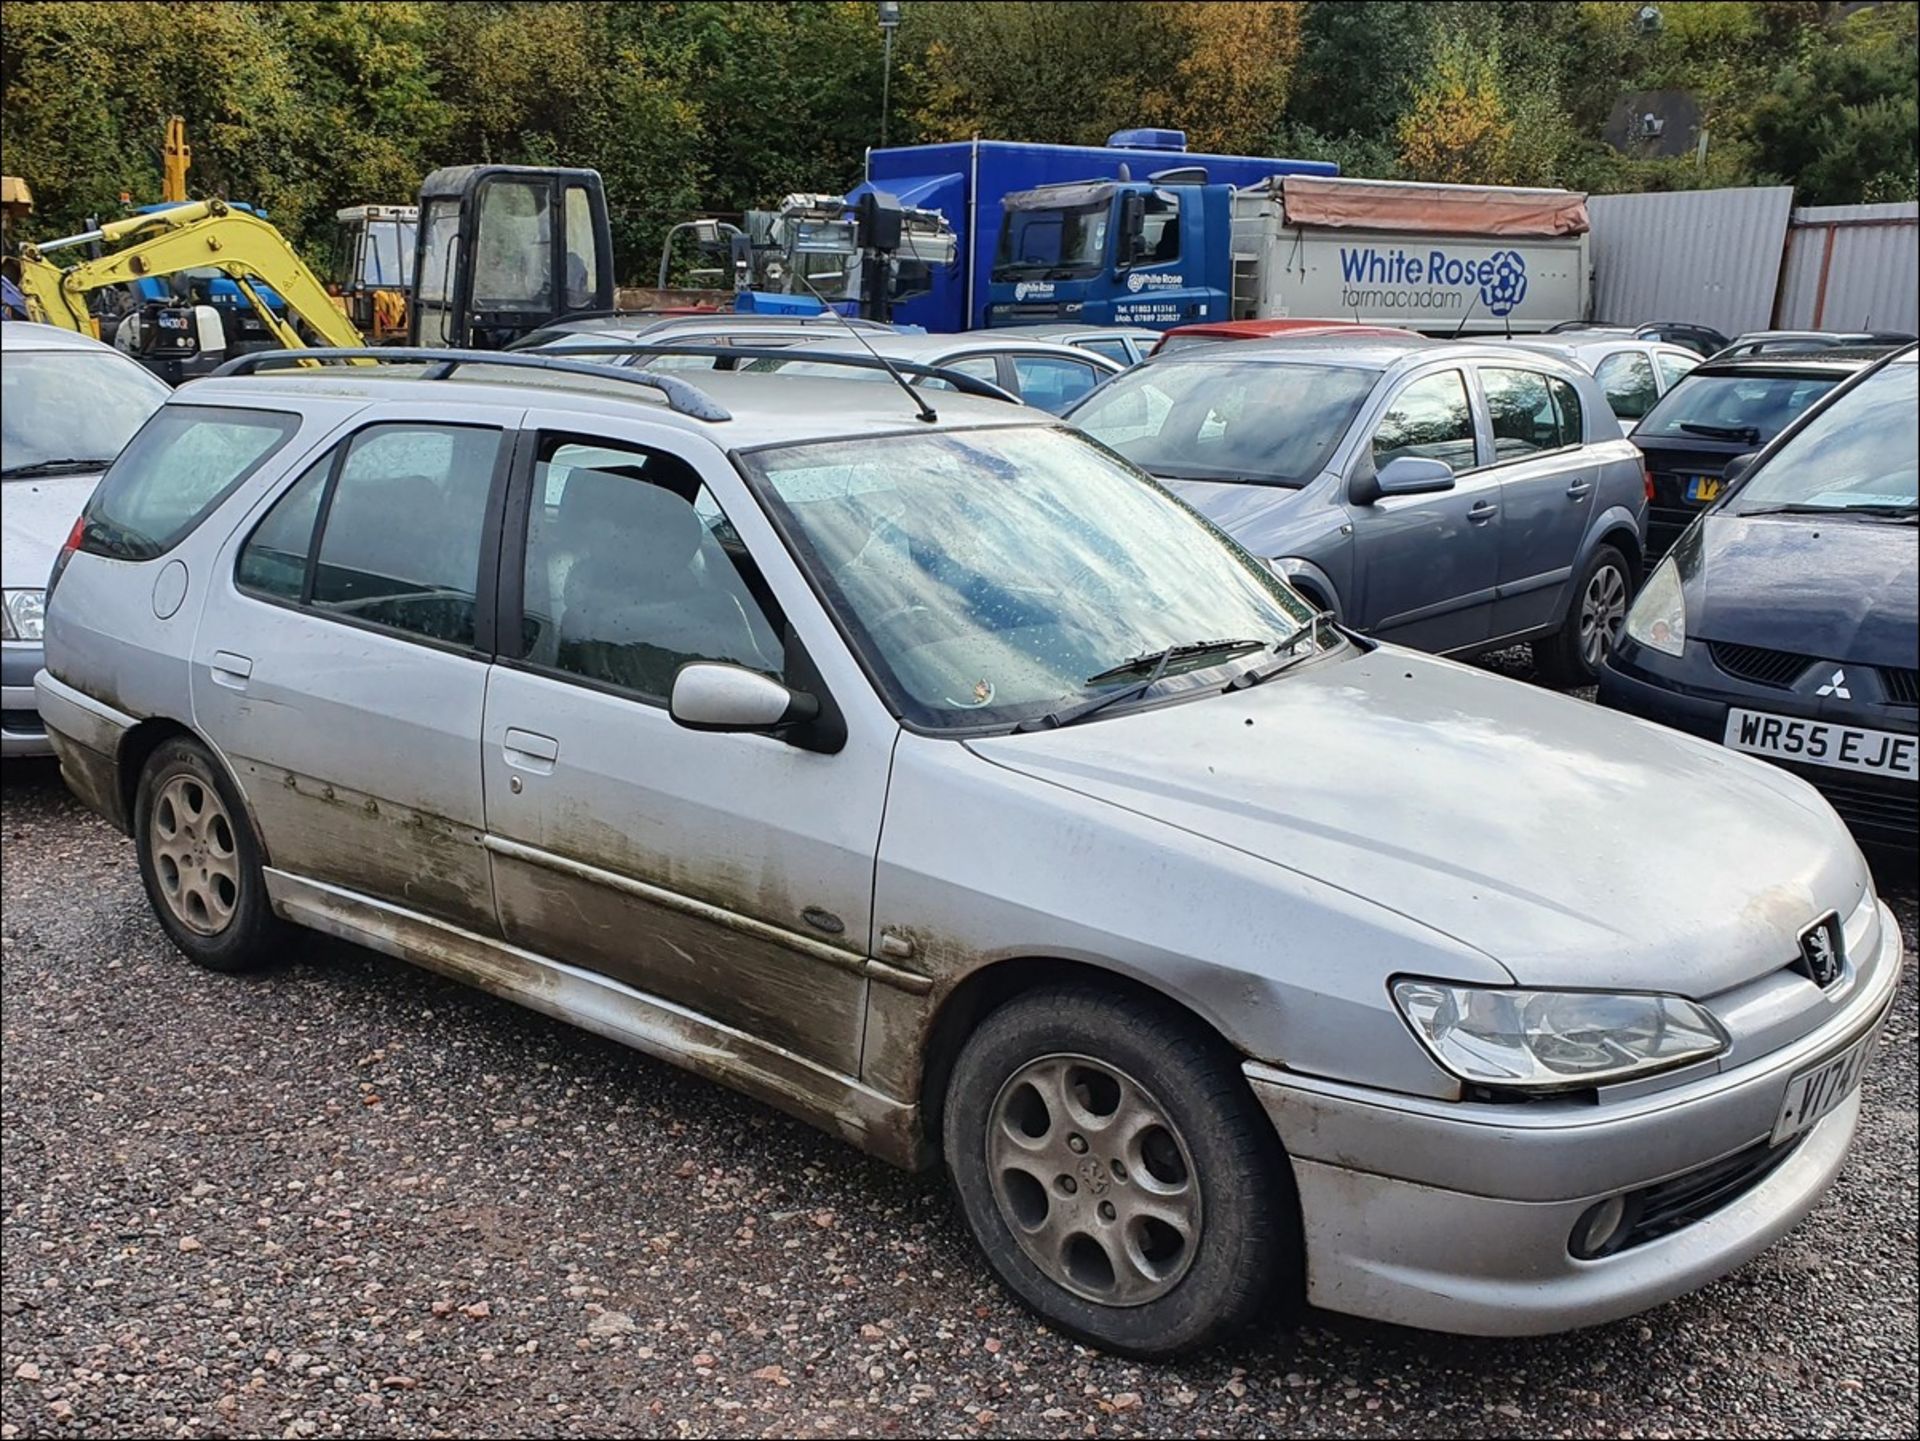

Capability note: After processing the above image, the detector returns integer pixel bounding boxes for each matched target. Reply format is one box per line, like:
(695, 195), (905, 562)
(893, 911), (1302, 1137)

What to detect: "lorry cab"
(409, 165), (615, 349)
(985, 175), (1230, 333)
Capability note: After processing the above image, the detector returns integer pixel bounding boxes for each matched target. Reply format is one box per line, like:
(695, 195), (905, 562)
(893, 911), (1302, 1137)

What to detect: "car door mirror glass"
(1375, 456), (1457, 496)
(670, 662), (819, 735)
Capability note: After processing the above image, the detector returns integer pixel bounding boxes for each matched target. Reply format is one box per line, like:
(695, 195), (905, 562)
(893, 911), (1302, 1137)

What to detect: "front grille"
(1791, 770), (1920, 835)
(1619, 1138), (1802, 1251)
(1711, 641), (1815, 689)
(1, 708), (44, 735)
(1882, 668), (1919, 706)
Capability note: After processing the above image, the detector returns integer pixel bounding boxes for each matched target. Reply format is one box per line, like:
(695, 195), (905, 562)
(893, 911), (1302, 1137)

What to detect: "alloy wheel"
(149, 773), (241, 936)
(1580, 562), (1629, 670)
(986, 1053), (1203, 1306)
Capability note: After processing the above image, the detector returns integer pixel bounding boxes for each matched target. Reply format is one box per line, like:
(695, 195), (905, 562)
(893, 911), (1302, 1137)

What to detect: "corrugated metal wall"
(1587, 187), (1795, 335)
(1776, 202), (1919, 332)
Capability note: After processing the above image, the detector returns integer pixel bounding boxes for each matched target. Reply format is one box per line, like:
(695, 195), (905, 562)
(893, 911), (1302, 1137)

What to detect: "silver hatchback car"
(36, 351), (1898, 1356)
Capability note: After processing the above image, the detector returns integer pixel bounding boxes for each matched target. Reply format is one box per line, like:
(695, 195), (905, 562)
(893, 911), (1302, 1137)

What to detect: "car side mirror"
(1721, 451), (1759, 485)
(670, 663), (820, 737)
(1372, 455), (1457, 499)
(1118, 193), (1146, 268)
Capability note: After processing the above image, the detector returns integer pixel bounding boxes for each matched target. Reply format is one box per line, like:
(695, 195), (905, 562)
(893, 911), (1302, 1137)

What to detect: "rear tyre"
(943, 985), (1296, 1357)
(133, 738), (286, 972)
(1534, 543), (1631, 687)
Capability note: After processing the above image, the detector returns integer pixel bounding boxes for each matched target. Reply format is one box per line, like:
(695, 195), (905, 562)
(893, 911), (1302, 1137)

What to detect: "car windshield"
(993, 201), (1110, 279)
(739, 425), (1314, 730)
(1070, 360), (1379, 486)
(1729, 357), (1917, 515)
(1637, 371), (1843, 444)
(2, 349), (169, 477)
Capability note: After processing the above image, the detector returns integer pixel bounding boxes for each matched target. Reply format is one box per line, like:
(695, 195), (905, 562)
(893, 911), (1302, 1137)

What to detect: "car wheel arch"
(912, 954), (1260, 1161)
(1271, 559), (1342, 623)
(117, 717), (272, 867)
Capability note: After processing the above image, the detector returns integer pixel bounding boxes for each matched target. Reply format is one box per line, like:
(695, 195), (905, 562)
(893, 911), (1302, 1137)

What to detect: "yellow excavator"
(14, 198), (364, 353)
(12, 163), (616, 372)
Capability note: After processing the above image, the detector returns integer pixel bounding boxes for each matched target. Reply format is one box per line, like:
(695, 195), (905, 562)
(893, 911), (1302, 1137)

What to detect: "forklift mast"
(410, 165), (614, 349)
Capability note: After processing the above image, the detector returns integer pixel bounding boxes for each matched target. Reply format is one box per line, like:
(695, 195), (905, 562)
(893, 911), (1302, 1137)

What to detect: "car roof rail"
(208, 347), (734, 422)
(528, 342), (1023, 405)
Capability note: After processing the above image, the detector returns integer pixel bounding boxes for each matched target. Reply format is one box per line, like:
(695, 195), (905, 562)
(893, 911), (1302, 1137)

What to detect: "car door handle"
(1467, 501), (1499, 522)
(1565, 480), (1594, 499)
(209, 650), (253, 690)
(503, 727), (559, 775)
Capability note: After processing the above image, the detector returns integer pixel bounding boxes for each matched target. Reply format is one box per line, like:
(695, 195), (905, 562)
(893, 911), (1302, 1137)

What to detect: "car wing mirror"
(1373, 455), (1457, 498)
(1721, 451), (1759, 485)
(670, 662), (820, 736)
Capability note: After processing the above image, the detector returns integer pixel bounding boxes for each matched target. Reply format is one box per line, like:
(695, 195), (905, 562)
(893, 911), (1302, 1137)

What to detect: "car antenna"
(1451, 286), (1481, 340)
(792, 272), (938, 423)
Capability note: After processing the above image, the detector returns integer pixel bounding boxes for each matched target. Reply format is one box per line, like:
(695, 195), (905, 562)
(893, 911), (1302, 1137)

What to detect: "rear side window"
(1595, 351), (1658, 419)
(311, 426), (501, 646)
(1079, 338), (1133, 366)
(235, 424), (502, 649)
(1548, 376), (1583, 443)
(1654, 350), (1697, 390)
(1479, 367), (1560, 459)
(1011, 354), (1105, 413)
(81, 406), (298, 560)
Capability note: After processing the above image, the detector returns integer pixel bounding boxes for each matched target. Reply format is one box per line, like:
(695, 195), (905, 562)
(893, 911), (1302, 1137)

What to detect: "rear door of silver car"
(194, 400), (518, 933)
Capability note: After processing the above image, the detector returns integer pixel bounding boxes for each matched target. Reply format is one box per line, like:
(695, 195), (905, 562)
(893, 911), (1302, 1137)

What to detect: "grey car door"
(194, 403), (516, 932)
(1477, 365), (1596, 638)
(1346, 367), (1501, 652)
(477, 410), (892, 1075)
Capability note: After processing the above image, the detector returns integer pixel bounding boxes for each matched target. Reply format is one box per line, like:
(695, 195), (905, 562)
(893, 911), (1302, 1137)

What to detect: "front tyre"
(944, 985), (1297, 1357)
(134, 737), (287, 972)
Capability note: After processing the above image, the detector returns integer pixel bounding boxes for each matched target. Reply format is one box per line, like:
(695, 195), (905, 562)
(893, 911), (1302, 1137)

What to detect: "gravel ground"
(3, 652), (1915, 1439)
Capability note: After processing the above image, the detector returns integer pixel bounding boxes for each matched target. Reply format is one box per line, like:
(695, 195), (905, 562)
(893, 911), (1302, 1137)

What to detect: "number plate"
(1684, 474), (1722, 503)
(1725, 709), (1920, 780)
(1772, 1024), (1880, 1145)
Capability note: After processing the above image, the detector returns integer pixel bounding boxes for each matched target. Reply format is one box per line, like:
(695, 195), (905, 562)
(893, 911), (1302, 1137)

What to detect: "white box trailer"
(1229, 176), (1591, 334)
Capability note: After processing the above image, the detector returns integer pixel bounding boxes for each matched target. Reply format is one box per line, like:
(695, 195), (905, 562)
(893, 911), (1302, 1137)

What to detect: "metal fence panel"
(1777, 202), (1919, 333)
(1588, 187), (1795, 335)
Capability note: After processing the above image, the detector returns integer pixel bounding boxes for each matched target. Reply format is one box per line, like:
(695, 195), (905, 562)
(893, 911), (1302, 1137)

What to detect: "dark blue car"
(1600, 345), (1918, 849)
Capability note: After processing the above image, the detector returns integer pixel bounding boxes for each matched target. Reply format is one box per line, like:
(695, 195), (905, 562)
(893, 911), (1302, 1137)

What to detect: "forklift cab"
(409, 166), (614, 349)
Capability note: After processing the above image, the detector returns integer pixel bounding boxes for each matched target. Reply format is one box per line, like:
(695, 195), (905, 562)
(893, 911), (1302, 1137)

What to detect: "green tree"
(1286, 2), (1434, 145)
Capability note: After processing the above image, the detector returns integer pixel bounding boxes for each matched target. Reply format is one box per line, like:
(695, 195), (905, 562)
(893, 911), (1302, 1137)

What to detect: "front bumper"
(1246, 900), (1901, 1335)
(1600, 639), (1918, 847)
(2, 642), (52, 757)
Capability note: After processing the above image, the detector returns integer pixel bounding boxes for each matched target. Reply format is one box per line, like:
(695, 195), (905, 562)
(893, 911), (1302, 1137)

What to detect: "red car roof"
(1151, 319), (1419, 355)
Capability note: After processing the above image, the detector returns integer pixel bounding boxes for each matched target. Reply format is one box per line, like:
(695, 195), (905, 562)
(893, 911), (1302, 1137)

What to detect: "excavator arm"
(15, 200), (366, 352)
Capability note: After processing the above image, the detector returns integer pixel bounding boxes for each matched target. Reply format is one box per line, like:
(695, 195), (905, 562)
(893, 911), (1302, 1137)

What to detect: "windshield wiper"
(1015, 639), (1266, 733)
(1228, 611), (1340, 690)
(1, 458), (114, 479)
(1677, 421), (1761, 444)
(1738, 501), (1918, 520)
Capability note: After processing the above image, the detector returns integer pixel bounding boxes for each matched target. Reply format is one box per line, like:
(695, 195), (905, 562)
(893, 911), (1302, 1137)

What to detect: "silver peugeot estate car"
(35, 350), (1898, 1357)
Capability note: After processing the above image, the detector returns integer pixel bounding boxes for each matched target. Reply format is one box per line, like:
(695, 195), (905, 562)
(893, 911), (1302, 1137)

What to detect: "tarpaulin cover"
(1003, 181), (1117, 212)
(1278, 176), (1590, 237)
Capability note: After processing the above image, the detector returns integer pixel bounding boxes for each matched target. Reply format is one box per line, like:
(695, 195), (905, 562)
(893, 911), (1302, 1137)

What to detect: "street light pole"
(879, 1), (901, 149)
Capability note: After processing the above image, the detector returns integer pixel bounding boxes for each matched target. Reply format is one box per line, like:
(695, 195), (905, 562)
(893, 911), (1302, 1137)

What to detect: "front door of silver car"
(475, 411), (890, 1075)
(195, 405), (515, 934)
(1345, 366), (1500, 650)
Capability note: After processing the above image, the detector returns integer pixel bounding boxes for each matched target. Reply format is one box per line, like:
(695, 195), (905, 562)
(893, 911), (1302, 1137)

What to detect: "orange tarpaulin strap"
(1278, 176), (1590, 238)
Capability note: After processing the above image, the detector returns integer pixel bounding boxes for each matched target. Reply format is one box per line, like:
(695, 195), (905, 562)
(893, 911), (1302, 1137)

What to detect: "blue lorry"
(857, 129), (1335, 333)
(859, 131), (1593, 336)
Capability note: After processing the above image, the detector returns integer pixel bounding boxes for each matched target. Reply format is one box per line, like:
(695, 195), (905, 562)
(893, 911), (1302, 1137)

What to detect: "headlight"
(2, 588), (46, 642)
(1392, 980), (1726, 1091)
(1623, 555), (1685, 657)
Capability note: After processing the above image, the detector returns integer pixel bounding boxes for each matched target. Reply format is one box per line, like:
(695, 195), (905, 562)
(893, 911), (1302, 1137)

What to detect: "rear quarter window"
(81, 405), (299, 561)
